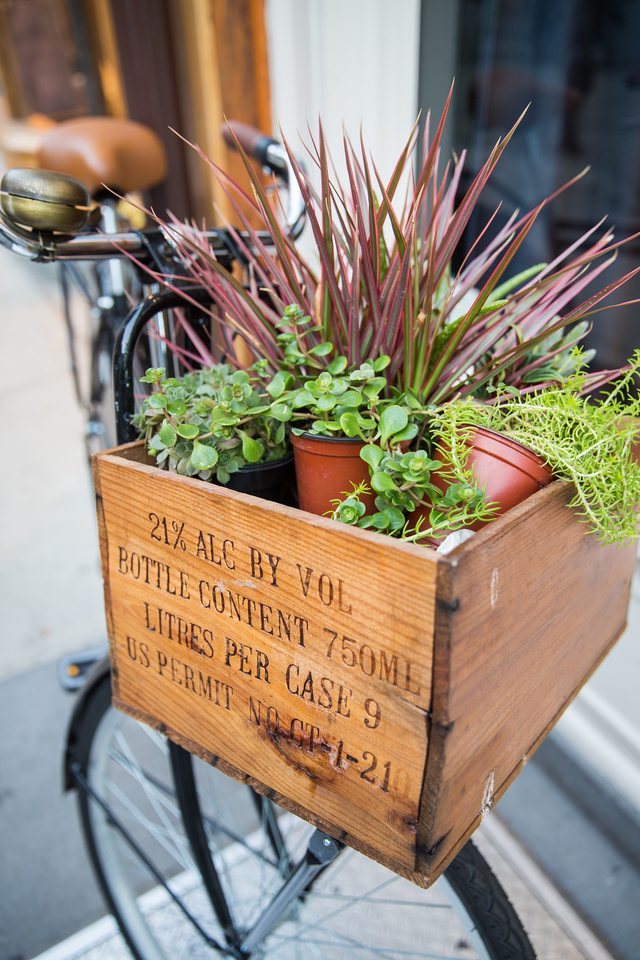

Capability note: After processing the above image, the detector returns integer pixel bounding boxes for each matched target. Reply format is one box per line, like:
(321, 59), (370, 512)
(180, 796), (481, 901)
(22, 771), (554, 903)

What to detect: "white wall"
(265, 0), (421, 186)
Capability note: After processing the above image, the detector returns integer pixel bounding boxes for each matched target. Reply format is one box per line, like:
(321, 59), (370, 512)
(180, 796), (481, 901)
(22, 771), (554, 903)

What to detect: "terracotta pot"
(450, 427), (553, 512)
(290, 433), (375, 516)
(412, 427), (553, 538)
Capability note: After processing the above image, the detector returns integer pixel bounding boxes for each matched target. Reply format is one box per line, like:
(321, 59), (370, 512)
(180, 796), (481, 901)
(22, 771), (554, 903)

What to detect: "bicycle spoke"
(112, 752), (279, 866)
(107, 748), (182, 818)
(304, 894), (451, 908)
(74, 763), (226, 952)
(267, 934), (464, 960)
(261, 876), (398, 956)
(99, 771), (193, 870)
(112, 728), (197, 865)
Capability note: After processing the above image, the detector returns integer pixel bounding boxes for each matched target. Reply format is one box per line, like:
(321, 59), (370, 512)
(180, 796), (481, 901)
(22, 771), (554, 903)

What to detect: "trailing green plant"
(429, 350), (640, 544)
(124, 91), (640, 405)
(327, 475), (495, 544)
(133, 364), (289, 483)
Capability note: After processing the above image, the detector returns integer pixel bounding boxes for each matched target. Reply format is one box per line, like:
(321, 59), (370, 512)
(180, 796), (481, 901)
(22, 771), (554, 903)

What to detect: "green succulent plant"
(327, 409), (498, 543)
(327, 473), (494, 544)
(261, 306), (422, 446)
(133, 363), (289, 483)
(271, 359), (413, 440)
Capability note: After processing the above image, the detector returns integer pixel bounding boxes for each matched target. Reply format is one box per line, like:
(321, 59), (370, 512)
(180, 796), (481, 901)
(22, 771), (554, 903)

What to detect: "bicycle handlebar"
(222, 120), (279, 166)
(0, 124), (306, 263)
(0, 219), (147, 262)
(221, 120), (306, 240)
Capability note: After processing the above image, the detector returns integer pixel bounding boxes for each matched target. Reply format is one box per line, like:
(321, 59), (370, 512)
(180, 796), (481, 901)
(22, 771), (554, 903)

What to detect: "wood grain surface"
(95, 443), (438, 869)
(416, 480), (637, 878)
(94, 443), (636, 883)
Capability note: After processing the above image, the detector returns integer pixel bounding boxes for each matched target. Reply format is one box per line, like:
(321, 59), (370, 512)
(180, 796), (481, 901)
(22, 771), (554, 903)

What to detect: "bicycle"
(0, 122), (537, 960)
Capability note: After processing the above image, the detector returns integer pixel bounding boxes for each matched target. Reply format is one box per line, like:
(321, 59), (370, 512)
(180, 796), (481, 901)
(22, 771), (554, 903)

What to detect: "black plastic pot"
(219, 454), (297, 506)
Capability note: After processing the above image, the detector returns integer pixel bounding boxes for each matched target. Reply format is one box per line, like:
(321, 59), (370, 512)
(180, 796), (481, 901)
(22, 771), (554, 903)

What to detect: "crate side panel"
(418, 481), (636, 875)
(96, 453), (438, 870)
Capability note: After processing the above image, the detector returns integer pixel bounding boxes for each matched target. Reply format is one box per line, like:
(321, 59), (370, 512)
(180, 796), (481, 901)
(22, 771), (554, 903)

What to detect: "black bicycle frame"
(113, 286), (214, 443)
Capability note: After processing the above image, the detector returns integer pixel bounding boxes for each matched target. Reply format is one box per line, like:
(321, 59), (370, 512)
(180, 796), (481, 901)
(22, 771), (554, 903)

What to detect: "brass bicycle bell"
(0, 168), (91, 233)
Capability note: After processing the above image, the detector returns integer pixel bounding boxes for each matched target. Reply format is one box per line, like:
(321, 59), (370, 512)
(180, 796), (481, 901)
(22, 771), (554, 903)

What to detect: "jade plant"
(133, 364), (289, 483)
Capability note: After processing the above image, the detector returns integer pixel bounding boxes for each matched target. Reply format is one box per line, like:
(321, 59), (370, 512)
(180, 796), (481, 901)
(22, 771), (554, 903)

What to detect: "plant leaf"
(270, 403), (293, 421)
(159, 422), (177, 447)
(176, 423), (199, 439)
(379, 405), (408, 446)
(190, 441), (218, 470)
(340, 411), (363, 437)
(370, 472), (398, 494)
(241, 433), (264, 463)
(316, 395), (337, 411)
(360, 444), (385, 469)
(310, 341), (334, 356)
(328, 355), (348, 375)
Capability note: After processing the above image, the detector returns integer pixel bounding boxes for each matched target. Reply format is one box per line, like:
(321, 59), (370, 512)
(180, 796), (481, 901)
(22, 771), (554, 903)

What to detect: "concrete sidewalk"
(0, 246), (106, 680)
(0, 246), (109, 960)
(25, 812), (605, 960)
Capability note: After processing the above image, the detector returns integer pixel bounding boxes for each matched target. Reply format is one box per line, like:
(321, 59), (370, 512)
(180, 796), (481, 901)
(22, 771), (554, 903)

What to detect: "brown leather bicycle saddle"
(37, 117), (168, 195)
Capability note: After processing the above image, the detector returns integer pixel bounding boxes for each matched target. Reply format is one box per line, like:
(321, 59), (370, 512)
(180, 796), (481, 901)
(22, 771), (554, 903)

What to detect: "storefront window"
(452, 0), (640, 369)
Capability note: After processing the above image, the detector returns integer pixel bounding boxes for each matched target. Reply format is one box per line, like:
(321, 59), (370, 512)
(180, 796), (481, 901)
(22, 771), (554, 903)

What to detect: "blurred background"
(3, 0), (640, 366)
(1, 1), (640, 959)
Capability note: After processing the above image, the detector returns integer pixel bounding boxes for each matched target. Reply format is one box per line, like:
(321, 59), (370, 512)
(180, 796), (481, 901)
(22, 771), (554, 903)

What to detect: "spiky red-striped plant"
(133, 90), (640, 400)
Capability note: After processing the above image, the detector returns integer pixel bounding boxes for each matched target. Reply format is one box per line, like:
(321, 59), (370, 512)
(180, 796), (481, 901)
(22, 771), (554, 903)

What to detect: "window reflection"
(454, 0), (640, 369)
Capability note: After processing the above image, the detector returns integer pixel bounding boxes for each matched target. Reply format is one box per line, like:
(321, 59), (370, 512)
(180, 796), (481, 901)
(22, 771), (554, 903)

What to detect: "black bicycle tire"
(73, 675), (150, 960)
(168, 740), (237, 942)
(71, 673), (537, 960)
(444, 839), (538, 960)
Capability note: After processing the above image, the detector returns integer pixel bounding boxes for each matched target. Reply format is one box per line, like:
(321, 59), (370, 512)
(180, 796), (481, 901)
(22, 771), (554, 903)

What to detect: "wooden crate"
(93, 440), (637, 886)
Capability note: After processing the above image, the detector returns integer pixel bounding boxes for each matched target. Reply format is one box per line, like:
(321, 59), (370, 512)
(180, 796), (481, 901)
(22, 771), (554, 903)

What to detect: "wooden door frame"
(81, 0), (272, 223)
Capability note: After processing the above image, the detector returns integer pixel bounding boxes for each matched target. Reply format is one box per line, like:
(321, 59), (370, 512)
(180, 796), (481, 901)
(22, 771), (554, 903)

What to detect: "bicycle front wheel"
(72, 674), (536, 960)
